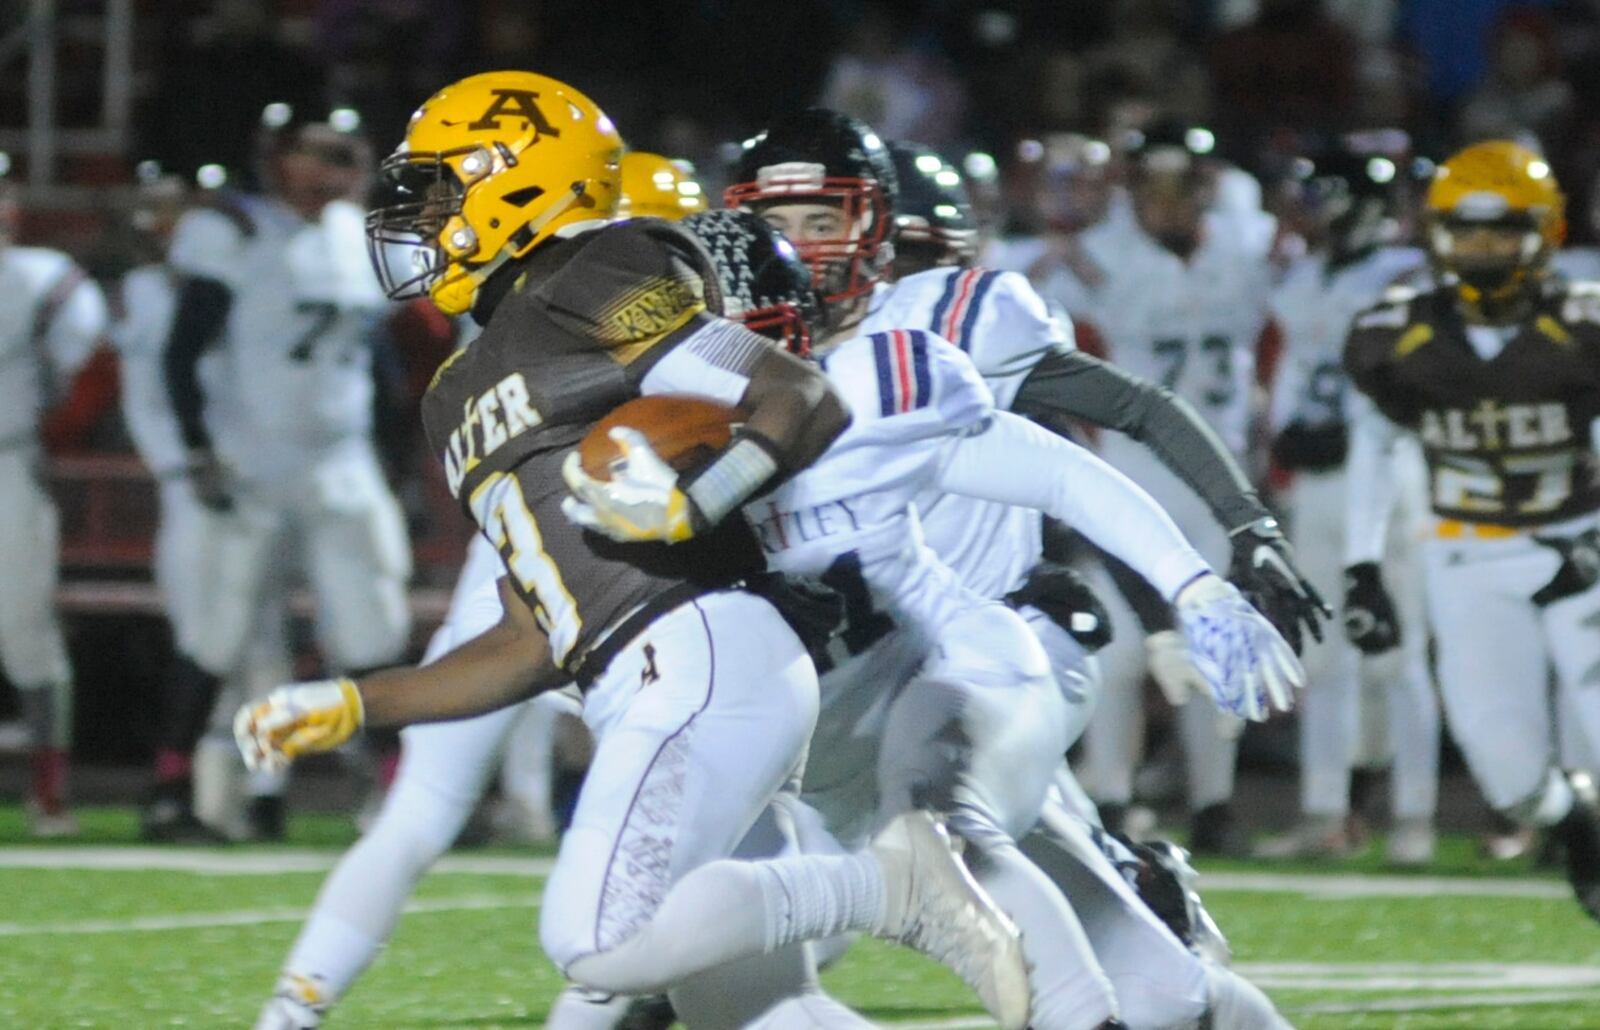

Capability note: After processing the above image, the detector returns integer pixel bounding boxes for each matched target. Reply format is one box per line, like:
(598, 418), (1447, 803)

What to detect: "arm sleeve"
(1343, 392), (1403, 565)
(163, 277), (233, 451)
(936, 410), (1210, 599)
(1012, 348), (1271, 531)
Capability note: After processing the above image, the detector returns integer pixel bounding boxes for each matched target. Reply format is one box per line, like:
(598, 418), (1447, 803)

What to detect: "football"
(578, 394), (745, 480)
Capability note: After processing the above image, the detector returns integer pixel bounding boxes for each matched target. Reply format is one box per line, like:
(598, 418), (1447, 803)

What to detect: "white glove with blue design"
(1173, 573), (1303, 722)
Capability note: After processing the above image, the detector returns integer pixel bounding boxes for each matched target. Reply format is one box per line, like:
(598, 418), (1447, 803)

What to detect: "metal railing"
(1, 0), (136, 190)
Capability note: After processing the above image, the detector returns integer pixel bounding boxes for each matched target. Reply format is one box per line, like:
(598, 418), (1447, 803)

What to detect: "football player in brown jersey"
(1343, 140), (1600, 924)
(235, 71), (1032, 1030)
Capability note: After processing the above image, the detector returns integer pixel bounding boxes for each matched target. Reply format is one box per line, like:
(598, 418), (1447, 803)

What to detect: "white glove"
(561, 428), (696, 543)
(1145, 630), (1247, 740)
(1174, 573), (1303, 722)
(234, 679), (365, 773)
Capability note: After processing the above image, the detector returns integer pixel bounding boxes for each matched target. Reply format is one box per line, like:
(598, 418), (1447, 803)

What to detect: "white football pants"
(1422, 513), (1600, 816)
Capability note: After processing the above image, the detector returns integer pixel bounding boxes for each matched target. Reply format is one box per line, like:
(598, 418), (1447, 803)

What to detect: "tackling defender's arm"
(235, 578), (564, 771)
(1013, 346), (1328, 651)
(935, 410), (1304, 720)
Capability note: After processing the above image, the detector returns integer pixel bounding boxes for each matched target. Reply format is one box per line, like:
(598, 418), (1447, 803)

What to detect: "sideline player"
(238, 71), (1032, 1029)
(1256, 138), (1441, 863)
(1343, 141), (1600, 922)
(0, 165), (109, 836)
(147, 111), (413, 838)
(1038, 121), (1281, 852)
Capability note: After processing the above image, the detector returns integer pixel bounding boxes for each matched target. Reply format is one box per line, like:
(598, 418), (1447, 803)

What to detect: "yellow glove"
(234, 678), (365, 773)
(560, 428), (697, 543)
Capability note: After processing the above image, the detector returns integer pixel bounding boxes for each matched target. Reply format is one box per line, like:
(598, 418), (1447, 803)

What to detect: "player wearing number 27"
(1343, 141), (1600, 924)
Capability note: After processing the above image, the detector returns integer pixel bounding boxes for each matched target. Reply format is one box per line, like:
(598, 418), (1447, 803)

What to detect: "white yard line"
(1199, 870), (1568, 900)
(0, 848), (1570, 900)
(0, 894), (537, 936)
(1290, 989), (1600, 1014)
(0, 846), (554, 876)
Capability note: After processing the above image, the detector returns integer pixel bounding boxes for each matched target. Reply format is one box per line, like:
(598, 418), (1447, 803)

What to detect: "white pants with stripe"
(1288, 456), (1439, 821)
(1422, 513), (1600, 815)
(0, 448), (70, 690)
(185, 439), (411, 676)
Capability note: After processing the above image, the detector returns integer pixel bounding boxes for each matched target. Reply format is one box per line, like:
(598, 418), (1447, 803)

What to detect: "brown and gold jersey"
(421, 218), (764, 668)
(1344, 281), (1600, 527)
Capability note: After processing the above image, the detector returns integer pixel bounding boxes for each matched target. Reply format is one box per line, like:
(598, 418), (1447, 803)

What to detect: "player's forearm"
(357, 595), (560, 727)
(940, 411), (1209, 600)
(1014, 349), (1270, 531)
(1343, 396), (1402, 566)
(162, 276), (232, 450)
(739, 346), (851, 471)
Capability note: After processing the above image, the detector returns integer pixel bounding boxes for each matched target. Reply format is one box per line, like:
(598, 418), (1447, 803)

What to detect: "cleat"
(254, 973), (327, 1029)
(25, 798), (78, 839)
(141, 783), (231, 844)
(617, 994), (677, 1029)
(1481, 810), (1536, 862)
(247, 795), (287, 842)
(1189, 802), (1249, 858)
(870, 811), (1031, 1030)
(1384, 817), (1437, 867)
(1252, 814), (1364, 861)
(1552, 771), (1600, 925)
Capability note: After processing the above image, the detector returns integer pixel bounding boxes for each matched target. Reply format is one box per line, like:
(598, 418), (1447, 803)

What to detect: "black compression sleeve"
(163, 277), (232, 451)
(1013, 348), (1271, 532)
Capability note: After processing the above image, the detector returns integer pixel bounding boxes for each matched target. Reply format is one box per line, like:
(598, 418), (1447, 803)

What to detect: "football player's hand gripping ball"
(234, 679), (365, 773)
(562, 428), (699, 543)
(1173, 573), (1303, 722)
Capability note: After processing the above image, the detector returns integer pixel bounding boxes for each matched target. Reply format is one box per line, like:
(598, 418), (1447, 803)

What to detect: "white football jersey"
(747, 327), (998, 644)
(861, 268), (1071, 598)
(1269, 246), (1426, 434)
(168, 196), (387, 478)
(1040, 210), (1275, 457)
(0, 245), (108, 445)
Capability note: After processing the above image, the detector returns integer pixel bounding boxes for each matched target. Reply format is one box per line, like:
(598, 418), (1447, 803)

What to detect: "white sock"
(282, 912), (383, 1004)
(754, 853), (886, 951)
(1533, 767), (1576, 827)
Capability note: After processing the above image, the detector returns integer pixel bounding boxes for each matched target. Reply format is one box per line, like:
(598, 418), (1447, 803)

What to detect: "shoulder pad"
(532, 219), (717, 347)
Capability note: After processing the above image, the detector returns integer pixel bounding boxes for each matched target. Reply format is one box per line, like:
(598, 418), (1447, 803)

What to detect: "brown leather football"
(578, 395), (744, 480)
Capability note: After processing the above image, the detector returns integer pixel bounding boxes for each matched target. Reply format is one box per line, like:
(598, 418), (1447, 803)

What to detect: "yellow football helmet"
(366, 71), (623, 315)
(1425, 141), (1565, 314)
(617, 152), (707, 220)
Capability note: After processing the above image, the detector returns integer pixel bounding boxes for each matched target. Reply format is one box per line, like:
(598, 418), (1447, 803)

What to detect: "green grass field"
(4, 808), (1600, 1028)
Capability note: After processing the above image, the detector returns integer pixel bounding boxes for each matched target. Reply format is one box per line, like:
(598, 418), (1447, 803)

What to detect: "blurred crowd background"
(1, 0), (1593, 836)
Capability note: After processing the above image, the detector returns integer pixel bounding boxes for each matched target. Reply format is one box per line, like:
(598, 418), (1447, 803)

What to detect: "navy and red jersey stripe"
(927, 268), (1000, 352)
(870, 329), (933, 416)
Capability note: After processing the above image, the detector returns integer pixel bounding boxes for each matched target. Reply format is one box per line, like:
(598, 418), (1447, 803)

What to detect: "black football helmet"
(888, 140), (978, 274)
(724, 108), (898, 306)
(1289, 132), (1408, 267)
(684, 209), (822, 357)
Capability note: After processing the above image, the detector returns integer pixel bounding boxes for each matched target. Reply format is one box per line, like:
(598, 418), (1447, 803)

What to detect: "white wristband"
(685, 435), (780, 525)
